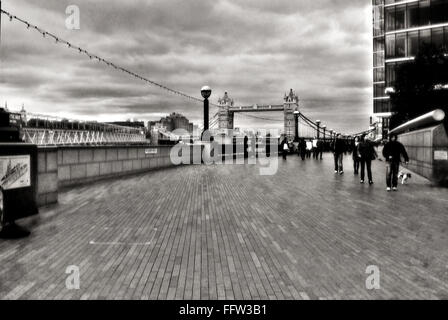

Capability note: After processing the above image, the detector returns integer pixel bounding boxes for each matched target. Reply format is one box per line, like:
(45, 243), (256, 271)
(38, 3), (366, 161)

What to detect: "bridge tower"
(218, 92), (234, 131)
(283, 89), (299, 141)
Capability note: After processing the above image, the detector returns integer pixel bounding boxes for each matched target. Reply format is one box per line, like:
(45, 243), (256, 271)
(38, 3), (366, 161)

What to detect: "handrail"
(389, 109), (445, 135)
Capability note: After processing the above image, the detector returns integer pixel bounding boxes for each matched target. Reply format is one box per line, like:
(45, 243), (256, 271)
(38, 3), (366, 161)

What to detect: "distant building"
(148, 113), (194, 134)
(372, 0), (448, 136)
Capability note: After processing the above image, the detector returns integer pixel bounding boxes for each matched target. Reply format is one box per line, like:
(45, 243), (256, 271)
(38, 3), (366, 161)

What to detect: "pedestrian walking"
(306, 140), (312, 159)
(358, 135), (377, 185)
(281, 137), (289, 160)
(299, 138), (307, 161)
(382, 134), (409, 191)
(352, 136), (361, 175)
(317, 139), (324, 160)
(333, 134), (345, 174)
(312, 137), (318, 159)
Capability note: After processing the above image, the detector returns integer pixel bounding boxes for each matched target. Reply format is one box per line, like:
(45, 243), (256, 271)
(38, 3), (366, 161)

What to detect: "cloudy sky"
(0, 0), (373, 134)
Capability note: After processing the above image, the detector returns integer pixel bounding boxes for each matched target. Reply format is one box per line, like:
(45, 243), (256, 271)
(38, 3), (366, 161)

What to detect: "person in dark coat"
(333, 134), (346, 174)
(358, 135), (377, 185)
(352, 136), (361, 175)
(298, 138), (307, 161)
(244, 136), (249, 159)
(316, 139), (324, 160)
(382, 134), (409, 191)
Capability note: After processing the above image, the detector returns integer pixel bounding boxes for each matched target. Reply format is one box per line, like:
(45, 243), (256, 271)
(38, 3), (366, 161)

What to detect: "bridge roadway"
(0, 153), (447, 300)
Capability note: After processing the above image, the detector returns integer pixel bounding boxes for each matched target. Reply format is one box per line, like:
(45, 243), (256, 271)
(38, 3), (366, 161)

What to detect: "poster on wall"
(0, 155), (31, 190)
(434, 150), (448, 161)
(145, 148), (158, 155)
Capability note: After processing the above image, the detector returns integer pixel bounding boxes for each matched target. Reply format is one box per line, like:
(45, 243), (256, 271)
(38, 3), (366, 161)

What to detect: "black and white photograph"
(0, 0), (448, 311)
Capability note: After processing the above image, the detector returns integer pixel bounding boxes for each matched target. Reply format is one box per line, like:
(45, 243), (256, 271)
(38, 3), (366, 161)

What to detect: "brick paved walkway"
(1, 153), (448, 300)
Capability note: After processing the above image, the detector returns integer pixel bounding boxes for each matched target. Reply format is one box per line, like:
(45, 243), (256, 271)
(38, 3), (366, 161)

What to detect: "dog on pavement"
(398, 171), (412, 185)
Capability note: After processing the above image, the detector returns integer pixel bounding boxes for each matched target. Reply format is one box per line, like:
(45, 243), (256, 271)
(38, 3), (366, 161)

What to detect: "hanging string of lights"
(0, 8), (222, 106)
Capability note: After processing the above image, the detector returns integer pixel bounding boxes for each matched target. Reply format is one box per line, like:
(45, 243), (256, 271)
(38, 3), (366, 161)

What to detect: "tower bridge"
(218, 89), (298, 140)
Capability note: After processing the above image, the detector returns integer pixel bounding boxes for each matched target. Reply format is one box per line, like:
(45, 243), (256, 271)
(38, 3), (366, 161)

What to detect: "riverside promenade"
(0, 153), (447, 300)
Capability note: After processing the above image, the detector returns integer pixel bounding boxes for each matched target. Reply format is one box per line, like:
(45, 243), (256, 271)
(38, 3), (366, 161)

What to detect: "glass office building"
(372, 0), (448, 134)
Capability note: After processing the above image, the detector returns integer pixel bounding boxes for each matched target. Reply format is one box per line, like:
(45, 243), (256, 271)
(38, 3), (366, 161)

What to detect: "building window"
(386, 34), (395, 58)
(385, 6), (395, 32)
(407, 31), (419, 56)
(374, 83), (386, 97)
(395, 5), (406, 30)
(386, 63), (396, 87)
(374, 51), (384, 67)
(374, 99), (391, 114)
(406, 2), (419, 28)
(374, 38), (384, 52)
(419, 0), (430, 26)
(374, 67), (385, 82)
(432, 27), (444, 50)
(396, 33), (406, 57)
(419, 29), (431, 47)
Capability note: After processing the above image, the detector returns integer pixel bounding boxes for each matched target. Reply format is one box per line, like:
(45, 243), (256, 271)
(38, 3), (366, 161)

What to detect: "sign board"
(434, 150), (448, 161)
(145, 148), (158, 155)
(0, 155), (31, 190)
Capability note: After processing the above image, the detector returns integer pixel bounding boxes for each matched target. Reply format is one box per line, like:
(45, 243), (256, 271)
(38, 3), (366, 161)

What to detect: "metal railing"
(9, 111), (147, 146)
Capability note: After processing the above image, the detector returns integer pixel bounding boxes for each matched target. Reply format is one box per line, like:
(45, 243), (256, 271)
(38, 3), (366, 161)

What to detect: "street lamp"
(316, 120), (321, 139)
(201, 86), (212, 139)
(293, 110), (300, 142)
(322, 125), (327, 141)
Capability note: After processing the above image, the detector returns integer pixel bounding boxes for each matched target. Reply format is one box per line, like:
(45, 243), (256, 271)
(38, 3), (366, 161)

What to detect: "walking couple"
(352, 135), (377, 185)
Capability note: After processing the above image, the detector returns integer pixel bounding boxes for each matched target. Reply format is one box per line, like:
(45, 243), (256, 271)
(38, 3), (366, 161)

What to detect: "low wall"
(398, 123), (448, 185)
(36, 143), (279, 207)
(37, 147), (58, 207)
(36, 145), (179, 207)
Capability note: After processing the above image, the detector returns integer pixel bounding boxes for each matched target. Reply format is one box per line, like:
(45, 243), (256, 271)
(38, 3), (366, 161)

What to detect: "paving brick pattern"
(1, 154), (448, 300)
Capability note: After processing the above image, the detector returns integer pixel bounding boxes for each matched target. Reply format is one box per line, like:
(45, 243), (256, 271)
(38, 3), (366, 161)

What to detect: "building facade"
(148, 112), (194, 134)
(372, 0), (448, 135)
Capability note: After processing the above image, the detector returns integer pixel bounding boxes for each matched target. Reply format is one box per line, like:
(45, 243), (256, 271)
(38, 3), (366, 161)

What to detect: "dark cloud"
(0, 0), (373, 133)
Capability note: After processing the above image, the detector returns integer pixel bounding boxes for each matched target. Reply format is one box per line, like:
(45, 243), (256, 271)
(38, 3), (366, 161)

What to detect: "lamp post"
(201, 86), (211, 140)
(322, 125), (327, 141)
(316, 120), (321, 139)
(293, 110), (300, 142)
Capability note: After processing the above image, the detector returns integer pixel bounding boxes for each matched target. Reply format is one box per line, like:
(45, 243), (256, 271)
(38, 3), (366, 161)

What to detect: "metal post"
(204, 98), (209, 133)
(316, 120), (321, 139)
(200, 86), (212, 140)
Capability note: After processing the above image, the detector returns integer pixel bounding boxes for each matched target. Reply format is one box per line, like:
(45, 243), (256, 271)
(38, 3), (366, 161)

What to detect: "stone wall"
(36, 145), (178, 207)
(399, 123), (448, 185)
(57, 145), (173, 188)
(37, 147), (58, 207)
